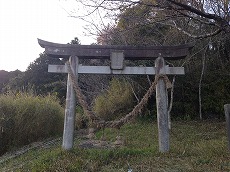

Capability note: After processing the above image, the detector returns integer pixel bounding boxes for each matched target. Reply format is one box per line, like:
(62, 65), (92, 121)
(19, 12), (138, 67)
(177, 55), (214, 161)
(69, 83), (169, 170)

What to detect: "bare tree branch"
(199, 43), (209, 120)
(166, 0), (222, 21)
(169, 21), (223, 39)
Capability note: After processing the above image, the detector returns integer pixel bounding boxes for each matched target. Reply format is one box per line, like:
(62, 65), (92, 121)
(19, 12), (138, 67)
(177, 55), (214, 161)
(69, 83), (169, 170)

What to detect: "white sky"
(0, 0), (101, 72)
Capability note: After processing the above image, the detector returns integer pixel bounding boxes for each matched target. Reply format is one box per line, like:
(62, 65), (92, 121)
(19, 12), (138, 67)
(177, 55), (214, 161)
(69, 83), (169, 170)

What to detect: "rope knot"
(155, 74), (172, 89)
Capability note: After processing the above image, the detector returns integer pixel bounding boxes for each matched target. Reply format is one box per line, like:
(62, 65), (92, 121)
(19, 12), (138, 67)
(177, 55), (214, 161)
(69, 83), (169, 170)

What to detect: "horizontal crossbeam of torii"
(48, 65), (185, 75)
(38, 38), (194, 153)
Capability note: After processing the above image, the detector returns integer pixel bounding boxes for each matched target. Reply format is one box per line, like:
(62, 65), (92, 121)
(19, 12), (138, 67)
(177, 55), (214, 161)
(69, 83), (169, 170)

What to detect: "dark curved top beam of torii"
(38, 39), (194, 60)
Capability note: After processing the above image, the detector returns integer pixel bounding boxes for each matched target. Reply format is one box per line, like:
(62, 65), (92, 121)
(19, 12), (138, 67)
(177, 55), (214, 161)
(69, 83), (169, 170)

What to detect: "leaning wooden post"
(155, 54), (169, 152)
(62, 56), (78, 150)
(224, 104), (230, 151)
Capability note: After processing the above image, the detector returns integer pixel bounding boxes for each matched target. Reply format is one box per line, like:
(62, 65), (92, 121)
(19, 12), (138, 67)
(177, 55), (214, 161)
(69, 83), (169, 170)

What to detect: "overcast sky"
(0, 0), (99, 72)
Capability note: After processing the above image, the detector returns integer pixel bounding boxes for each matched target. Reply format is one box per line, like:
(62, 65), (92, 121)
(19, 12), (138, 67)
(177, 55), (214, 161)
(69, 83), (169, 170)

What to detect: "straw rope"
(66, 61), (172, 129)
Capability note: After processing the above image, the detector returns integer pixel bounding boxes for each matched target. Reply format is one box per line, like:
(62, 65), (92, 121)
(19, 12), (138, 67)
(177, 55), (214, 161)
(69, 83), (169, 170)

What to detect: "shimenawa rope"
(66, 61), (172, 129)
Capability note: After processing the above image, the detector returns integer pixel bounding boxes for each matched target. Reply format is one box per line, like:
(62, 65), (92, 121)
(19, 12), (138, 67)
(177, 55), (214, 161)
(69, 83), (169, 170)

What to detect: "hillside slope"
(0, 121), (229, 171)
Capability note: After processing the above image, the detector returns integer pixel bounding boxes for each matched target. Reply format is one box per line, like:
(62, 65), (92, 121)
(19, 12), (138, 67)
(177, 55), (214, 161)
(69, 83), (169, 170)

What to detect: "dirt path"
(0, 137), (62, 164)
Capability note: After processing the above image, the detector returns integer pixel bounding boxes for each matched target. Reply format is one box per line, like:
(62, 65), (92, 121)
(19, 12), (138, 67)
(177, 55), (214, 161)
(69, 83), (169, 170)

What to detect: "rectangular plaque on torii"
(38, 38), (193, 152)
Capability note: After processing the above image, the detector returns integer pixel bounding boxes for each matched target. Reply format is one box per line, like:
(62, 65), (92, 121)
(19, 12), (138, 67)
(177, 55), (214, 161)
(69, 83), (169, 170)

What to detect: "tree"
(76, 0), (229, 39)
(0, 70), (23, 93)
(5, 38), (84, 101)
(5, 53), (67, 101)
(75, 0), (230, 119)
(69, 37), (81, 45)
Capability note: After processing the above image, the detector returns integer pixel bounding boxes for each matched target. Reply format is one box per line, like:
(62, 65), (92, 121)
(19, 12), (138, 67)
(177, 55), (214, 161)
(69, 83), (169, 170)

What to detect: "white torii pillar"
(155, 55), (169, 152)
(62, 56), (78, 150)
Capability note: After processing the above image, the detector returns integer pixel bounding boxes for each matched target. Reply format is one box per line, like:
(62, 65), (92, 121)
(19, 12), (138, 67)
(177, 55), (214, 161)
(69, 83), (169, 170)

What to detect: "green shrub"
(75, 105), (88, 129)
(93, 78), (134, 121)
(0, 92), (64, 155)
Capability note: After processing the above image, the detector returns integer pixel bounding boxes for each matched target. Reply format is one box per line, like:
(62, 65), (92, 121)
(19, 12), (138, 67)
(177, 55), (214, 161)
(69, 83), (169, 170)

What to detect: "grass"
(0, 120), (229, 171)
(0, 92), (64, 155)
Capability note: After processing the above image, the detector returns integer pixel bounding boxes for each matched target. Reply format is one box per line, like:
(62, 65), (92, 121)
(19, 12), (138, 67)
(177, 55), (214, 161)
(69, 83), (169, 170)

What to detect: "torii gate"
(38, 39), (193, 152)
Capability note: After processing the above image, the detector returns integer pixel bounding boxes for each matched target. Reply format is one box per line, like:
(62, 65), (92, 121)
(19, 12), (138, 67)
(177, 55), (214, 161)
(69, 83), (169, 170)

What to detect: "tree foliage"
(81, 0), (230, 41)
(0, 70), (22, 93)
(93, 0), (230, 119)
(5, 53), (67, 100)
(97, 1), (191, 45)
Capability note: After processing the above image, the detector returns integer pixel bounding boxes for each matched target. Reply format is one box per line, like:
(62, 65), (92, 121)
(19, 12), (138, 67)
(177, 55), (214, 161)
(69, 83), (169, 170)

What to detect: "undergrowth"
(0, 92), (64, 155)
(0, 120), (229, 171)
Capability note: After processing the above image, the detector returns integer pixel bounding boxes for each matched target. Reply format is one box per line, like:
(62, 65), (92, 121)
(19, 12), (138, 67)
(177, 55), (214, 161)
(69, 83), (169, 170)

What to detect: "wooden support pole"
(155, 55), (169, 152)
(224, 104), (230, 151)
(62, 56), (78, 150)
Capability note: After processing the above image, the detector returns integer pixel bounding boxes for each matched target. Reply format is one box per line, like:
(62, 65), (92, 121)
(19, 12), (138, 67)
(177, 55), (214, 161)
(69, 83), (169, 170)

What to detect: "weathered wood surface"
(224, 104), (230, 151)
(155, 56), (169, 152)
(38, 39), (194, 60)
(110, 51), (124, 70)
(48, 65), (185, 75)
(62, 56), (78, 150)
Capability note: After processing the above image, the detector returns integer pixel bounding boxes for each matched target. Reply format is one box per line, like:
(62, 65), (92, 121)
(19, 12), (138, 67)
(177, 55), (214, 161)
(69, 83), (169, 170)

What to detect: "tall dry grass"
(0, 92), (64, 155)
(93, 78), (134, 121)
